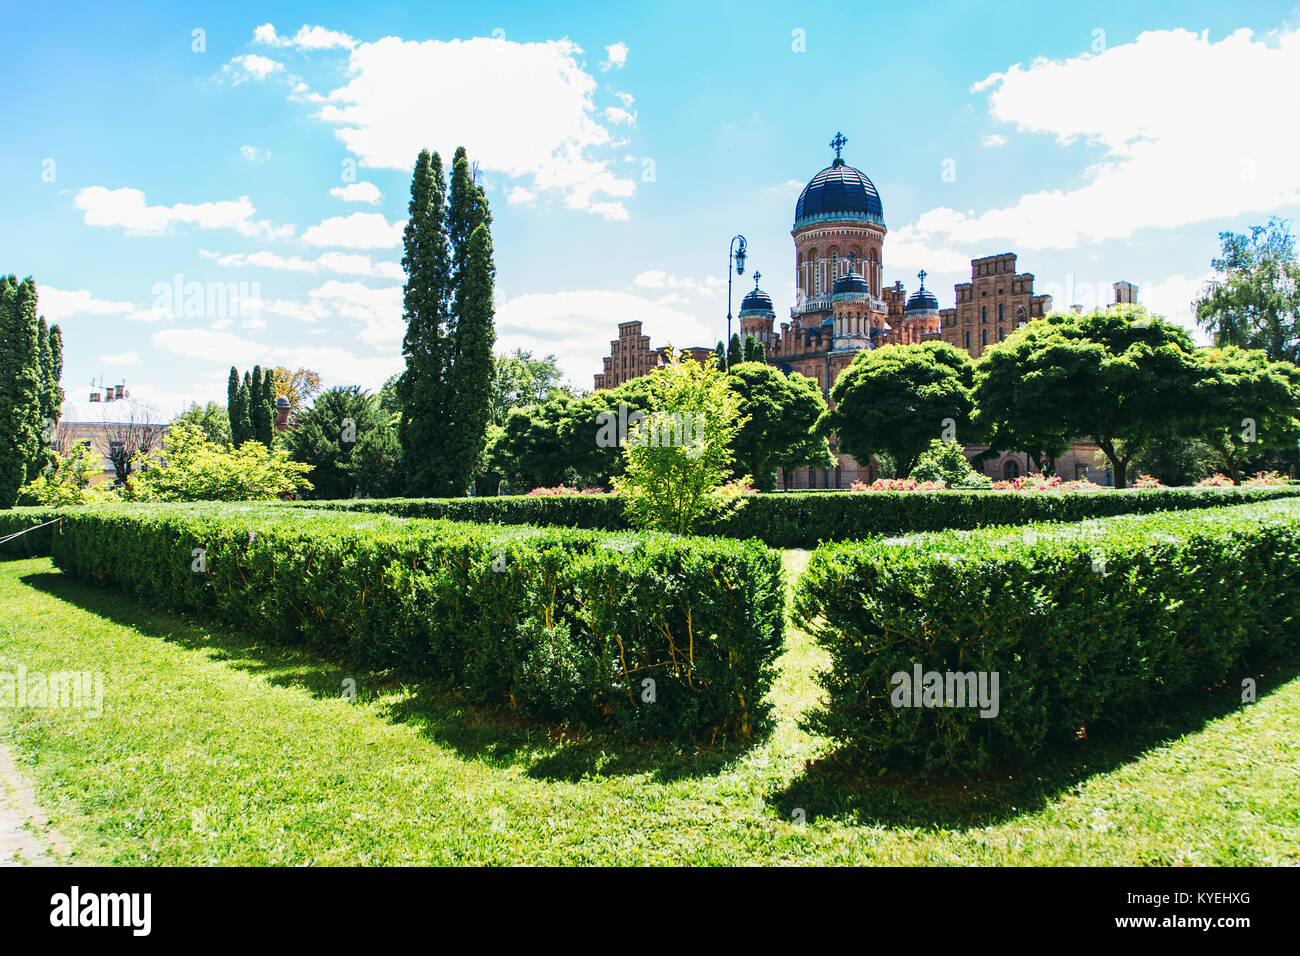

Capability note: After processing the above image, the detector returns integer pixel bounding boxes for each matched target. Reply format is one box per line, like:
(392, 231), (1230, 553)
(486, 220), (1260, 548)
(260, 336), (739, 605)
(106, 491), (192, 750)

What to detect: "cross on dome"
(829, 131), (847, 160)
(917, 269), (927, 290)
(753, 271), (761, 288)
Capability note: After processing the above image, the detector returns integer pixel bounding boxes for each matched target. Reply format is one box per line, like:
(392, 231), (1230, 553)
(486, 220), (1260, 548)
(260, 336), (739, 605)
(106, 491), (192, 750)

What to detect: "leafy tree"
(0, 276), (43, 507)
(490, 349), (568, 425)
(397, 148), (453, 496)
(285, 386), (385, 499)
(742, 334), (757, 362)
(346, 414), (404, 498)
(270, 367), (322, 419)
(726, 362), (832, 492)
(19, 441), (111, 507)
(715, 341), (726, 366)
(129, 422), (311, 502)
(1191, 345), (1300, 483)
(911, 438), (992, 488)
(973, 306), (1199, 488)
(173, 401), (231, 446)
(830, 341), (975, 477)
(443, 222), (496, 494)
(1129, 437), (1219, 487)
(1196, 217), (1300, 364)
(378, 374), (402, 416)
(972, 325), (1074, 473)
(612, 350), (750, 534)
(752, 339), (766, 363)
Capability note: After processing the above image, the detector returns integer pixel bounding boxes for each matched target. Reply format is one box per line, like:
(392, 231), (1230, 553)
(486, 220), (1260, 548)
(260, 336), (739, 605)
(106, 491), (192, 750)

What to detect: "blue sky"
(5, 0), (1300, 414)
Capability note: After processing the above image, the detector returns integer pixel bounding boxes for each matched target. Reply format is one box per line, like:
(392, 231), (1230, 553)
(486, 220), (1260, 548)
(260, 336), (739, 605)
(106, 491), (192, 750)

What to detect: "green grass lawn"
(1, 551), (1298, 865)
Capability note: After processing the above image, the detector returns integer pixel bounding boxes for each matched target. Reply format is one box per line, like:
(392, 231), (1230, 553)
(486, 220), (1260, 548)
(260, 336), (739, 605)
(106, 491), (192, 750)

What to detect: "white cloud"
(601, 42), (628, 71)
(507, 186), (536, 206)
(497, 290), (716, 387)
(240, 144), (270, 163)
(37, 286), (135, 321)
(200, 248), (402, 280)
(613, 91), (635, 108)
(312, 35), (636, 219)
(910, 27), (1300, 252)
(254, 23), (357, 51)
(328, 181), (382, 203)
(224, 54), (285, 83)
(74, 186), (293, 239)
(152, 328), (401, 391)
(604, 106), (636, 126)
(301, 212), (403, 249)
(630, 270), (725, 305)
(1140, 272), (1215, 342)
(982, 134), (1007, 148)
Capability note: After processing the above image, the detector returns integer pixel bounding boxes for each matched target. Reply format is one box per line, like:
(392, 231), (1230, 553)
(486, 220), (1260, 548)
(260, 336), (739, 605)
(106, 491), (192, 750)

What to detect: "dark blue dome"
(795, 159), (884, 229)
(905, 288), (940, 313)
(739, 286), (773, 315)
(832, 271), (871, 297)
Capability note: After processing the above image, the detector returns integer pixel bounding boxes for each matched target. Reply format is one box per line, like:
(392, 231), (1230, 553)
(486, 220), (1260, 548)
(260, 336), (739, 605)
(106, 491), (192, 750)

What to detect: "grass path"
(1, 554), (1297, 865)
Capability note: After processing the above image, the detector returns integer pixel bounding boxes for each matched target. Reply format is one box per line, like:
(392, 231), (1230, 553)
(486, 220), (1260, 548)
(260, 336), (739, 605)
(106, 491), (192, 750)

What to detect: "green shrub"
(0, 506), (62, 557)
(795, 498), (1300, 776)
(44, 503), (785, 742)
(911, 438), (992, 488)
(276, 486), (1300, 548)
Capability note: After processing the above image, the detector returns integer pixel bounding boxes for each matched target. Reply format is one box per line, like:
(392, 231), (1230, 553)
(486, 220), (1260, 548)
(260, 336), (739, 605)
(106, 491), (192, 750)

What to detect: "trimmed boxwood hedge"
(279, 486), (1300, 548)
(37, 503), (786, 742)
(795, 498), (1300, 776)
(0, 507), (62, 557)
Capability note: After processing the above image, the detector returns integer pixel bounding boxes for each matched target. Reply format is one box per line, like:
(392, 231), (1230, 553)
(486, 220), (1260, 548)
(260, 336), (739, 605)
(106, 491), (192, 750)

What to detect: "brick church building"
(596, 133), (1128, 488)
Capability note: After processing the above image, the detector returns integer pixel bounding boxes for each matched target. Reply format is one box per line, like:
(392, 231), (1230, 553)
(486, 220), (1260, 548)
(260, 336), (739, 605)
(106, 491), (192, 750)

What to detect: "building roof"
(739, 286), (774, 315)
(905, 288), (940, 313)
(794, 159), (885, 229)
(59, 399), (167, 426)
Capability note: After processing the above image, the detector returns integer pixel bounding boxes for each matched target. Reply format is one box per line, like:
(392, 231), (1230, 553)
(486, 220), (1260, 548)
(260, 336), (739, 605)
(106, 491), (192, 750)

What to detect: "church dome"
(904, 270), (940, 314)
(739, 279), (774, 316)
(832, 271), (871, 297)
(794, 142), (884, 230)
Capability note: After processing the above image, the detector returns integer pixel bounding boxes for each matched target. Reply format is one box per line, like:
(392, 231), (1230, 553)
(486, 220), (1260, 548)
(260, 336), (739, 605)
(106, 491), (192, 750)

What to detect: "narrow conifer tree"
(0, 276), (43, 507)
(397, 149), (452, 496)
(444, 223), (497, 494)
(227, 367), (244, 445)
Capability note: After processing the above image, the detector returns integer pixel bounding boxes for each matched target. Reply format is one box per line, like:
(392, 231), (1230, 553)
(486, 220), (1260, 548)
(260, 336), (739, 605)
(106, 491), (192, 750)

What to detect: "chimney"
(105, 387), (114, 402)
(115, 384), (124, 401)
(274, 395), (291, 430)
(89, 391), (101, 402)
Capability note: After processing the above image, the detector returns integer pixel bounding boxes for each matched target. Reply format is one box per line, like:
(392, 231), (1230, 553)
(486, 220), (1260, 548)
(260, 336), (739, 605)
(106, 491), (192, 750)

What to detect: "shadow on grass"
(20, 569), (753, 784)
(771, 651), (1300, 831)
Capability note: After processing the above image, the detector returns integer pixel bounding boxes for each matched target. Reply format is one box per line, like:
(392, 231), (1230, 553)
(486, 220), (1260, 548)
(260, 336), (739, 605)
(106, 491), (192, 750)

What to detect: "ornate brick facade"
(592, 134), (1132, 488)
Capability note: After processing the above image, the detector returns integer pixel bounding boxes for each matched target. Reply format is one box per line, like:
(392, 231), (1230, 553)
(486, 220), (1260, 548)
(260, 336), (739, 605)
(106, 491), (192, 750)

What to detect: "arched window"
(982, 329), (988, 346)
(981, 306), (987, 322)
(998, 327), (1005, 341)
(1004, 460), (1020, 480)
(998, 304), (1004, 323)
(965, 331), (971, 348)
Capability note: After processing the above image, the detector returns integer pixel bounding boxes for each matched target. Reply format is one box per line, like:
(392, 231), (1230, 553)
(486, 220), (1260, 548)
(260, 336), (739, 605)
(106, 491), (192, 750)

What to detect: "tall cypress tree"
(227, 367), (240, 443)
(445, 223), (497, 494)
(47, 323), (63, 423)
(239, 371), (254, 446)
(0, 276), (43, 507)
(397, 149), (452, 496)
(727, 333), (743, 368)
(250, 364), (273, 446)
(260, 368), (276, 444)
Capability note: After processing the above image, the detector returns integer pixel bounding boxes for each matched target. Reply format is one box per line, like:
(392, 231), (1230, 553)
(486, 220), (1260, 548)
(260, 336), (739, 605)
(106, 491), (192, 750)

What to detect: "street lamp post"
(725, 234), (747, 369)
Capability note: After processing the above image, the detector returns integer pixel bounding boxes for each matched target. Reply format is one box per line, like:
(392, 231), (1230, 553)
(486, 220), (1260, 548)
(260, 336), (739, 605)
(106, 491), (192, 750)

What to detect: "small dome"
(832, 271), (871, 297)
(276, 395), (290, 408)
(904, 269), (940, 314)
(739, 276), (774, 316)
(905, 289), (939, 313)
